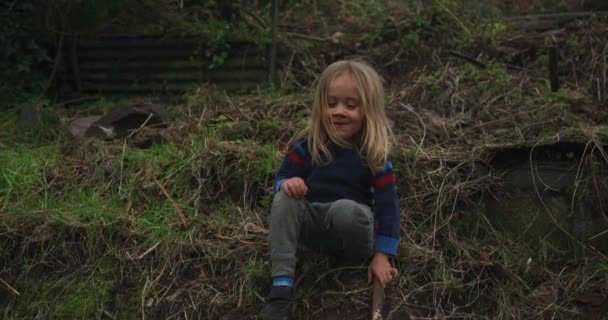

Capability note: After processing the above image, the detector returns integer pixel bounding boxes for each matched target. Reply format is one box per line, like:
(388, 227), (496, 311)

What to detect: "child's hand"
(368, 252), (399, 287)
(281, 177), (308, 198)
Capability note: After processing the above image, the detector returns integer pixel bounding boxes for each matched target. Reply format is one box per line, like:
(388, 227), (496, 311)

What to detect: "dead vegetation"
(2, 1), (608, 319)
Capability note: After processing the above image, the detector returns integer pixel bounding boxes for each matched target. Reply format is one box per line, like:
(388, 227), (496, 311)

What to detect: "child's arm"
(369, 161), (400, 287)
(274, 140), (311, 197)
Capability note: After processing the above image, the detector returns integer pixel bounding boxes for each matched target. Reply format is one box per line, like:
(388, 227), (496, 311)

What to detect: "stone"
(85, 106), (168, 139)
(68, 115), (102, 138)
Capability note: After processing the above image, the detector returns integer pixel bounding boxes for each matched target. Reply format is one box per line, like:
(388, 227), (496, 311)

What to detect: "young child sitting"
(259, 59), (400, 319)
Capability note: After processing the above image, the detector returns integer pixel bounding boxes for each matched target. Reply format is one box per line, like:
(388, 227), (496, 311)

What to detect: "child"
(259, 60), (400, 319)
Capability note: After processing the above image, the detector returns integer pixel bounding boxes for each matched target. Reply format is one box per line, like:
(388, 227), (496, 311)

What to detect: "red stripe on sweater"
(287, 151), (306, 166)
(372, 174), (395, 187)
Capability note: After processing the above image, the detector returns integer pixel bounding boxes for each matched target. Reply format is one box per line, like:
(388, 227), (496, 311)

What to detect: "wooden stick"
(269, 0), (278, 85)
(237, 280), (245, 308)
(153, 177), (189, 227)
(137, 241), (161, 259)
(502, 11), (608, 22)
(448, 50), (486, 69)
(0, 278), (20, 296)
(44, 32), (64, 93)
(371, 277), (384, 320)
(548, 46), (559, 92)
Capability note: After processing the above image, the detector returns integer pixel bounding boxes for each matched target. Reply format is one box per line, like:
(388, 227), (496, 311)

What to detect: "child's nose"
(332, 103), (347, 115)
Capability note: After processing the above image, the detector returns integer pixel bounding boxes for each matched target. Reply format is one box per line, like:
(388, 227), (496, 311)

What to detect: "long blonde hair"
(298, 59), (393, 172)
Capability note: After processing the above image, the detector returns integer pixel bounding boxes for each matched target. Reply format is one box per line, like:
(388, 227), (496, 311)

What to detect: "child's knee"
(272, 191), (300, 208)
(326, 199), (374, 257)
(328, 199), (373, 231)
(270, 191), (304, 222)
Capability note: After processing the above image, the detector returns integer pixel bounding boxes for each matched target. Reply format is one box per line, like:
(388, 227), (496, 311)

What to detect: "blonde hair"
(297, 59), (393, 172)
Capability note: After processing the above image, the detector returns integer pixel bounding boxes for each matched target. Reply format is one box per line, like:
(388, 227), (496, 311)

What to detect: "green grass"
(1, 259), (139, 320)
(28, 190), (122, 225)
(0, 138), (279, 302)
(1, 144), (61, 208)
(560, 126), (587, 141)
(595, 126), (608, 140)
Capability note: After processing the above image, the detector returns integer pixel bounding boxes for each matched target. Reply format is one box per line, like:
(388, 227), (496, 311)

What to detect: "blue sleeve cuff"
(274, 178), (287, 193)
(375, 235), (398, 256)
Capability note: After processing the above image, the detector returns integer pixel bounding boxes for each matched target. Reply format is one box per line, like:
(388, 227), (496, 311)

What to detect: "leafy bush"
(1, 1), (50, 107)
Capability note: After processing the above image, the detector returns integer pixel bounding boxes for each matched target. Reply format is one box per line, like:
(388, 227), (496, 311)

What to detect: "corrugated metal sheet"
(62, 36), (268, 95)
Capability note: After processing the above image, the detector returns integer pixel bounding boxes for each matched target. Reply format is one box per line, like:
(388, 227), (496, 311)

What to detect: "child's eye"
(327, 102), (337, 107)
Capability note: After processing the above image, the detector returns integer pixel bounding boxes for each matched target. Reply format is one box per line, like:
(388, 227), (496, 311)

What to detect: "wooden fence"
(61, 36), (268, 95)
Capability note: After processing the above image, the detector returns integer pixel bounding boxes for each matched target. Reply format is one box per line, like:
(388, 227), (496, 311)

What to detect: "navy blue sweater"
(274, 140), (400, 255)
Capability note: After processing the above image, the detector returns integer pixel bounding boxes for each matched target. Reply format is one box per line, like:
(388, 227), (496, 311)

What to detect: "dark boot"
(259, 286), (295, 320)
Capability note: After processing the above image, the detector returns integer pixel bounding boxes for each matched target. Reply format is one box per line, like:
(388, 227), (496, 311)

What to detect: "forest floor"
(2, 2), (608, 319)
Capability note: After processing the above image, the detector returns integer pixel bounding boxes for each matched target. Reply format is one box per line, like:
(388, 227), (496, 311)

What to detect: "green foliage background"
(1, 1), (50, 106)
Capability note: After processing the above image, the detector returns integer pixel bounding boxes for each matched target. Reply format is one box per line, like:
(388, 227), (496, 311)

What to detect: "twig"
(321, 287), (368, 296)
(141, 277), (149, 320)
(312, 266), (364, 287)
(224, 93), (251, 120)
(44, 32), (65, 93)
(153, 177), (189, 227)
(242, 8), (268, 29)
(588, 228), (608, 241)
(371, 277), (384, 320)
(602, 43), (607, 104)
(434, 0), (471, 36)
(269, 0), (278, 84)
(101, 308), (116, 319)
(0, 278), (19, 296)
(281, 50), (297, 87)
(282, 31), (329, 42)
(237, 279), (245, 307)
(196, 105), (207, 129)
(462, 104), (548, 133)
(502, 11), (608, 22)
(137, 241), (161, 259)
(447, 50), (486, 69)
(219, 242), (255, 259)
(51, 96), (101, 108)
(126, 113), (154, 138)
(294, 272), (306, 288)
(400, 102), (427, 149)
(548, 46), (559, 92)
(119, 139), (127, 195)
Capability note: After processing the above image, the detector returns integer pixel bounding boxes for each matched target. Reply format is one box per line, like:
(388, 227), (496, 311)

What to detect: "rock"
(84, 105), (168, 139)
(528, 284), (559, 305)
(17, 105), (43, 129)
(130, 127), (166, 149)
(68, 115), (102, 138)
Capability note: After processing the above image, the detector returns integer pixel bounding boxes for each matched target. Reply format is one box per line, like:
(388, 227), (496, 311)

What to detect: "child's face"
(324, 72), (364, 142)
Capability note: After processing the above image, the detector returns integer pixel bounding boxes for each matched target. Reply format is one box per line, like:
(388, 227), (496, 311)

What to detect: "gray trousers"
(268, 191), (374, 278)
